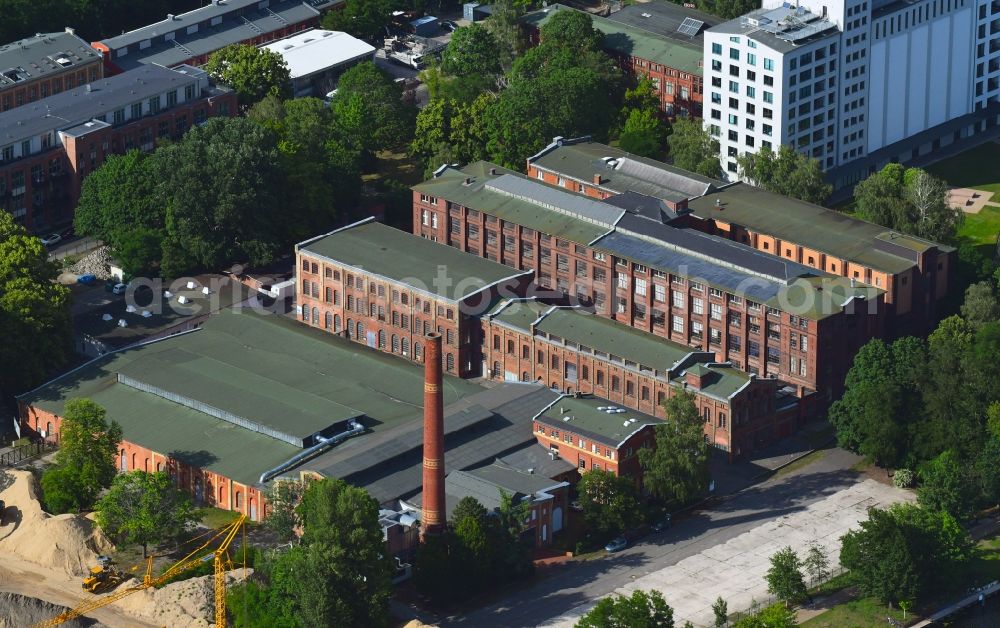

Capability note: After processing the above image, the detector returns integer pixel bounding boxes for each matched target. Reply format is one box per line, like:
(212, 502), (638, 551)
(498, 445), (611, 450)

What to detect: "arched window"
(414, 342), (422, 361)
(144, 458), (149, 472)
(346, 318), (353, 338)
(219, 484), (225, 504)
(235, 491), (242, 509)
(311, 307), (319, 325)
(522, 371), (530, 381)
(325, 312), (333, 329)
(334, 314), (341, 332)
(378, 329), (385, 349)
(492, 361), (501, 377)
(391, 334), (399, 353)
(357, 322), (364, 339)
(120, 449), (126, 472)
(446, 353), (455, 373)
(401, 337), (409, 356)
(157, 461), (163, 472)
(131, 452), (137, 470)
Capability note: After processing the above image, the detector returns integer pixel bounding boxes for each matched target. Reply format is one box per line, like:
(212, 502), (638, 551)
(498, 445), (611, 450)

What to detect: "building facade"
(295, 218), (533, 377)
(704, 0), (1000, 188)
(523, 4), (714, 117)
(484, 299), (800, 458)
(92, 0), (322, 74)
(413, 163), (885, 408)
(527, 137), (953, 336)
(0, 29), (103, 113)
(0, 64), (234, 232)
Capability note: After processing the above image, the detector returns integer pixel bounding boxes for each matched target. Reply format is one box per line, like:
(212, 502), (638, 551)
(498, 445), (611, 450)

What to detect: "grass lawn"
(958, 205), (1000, 248)
(198, 506), (244, 530)
(801, 595), (909, 627)
(363, 148), (425, 188)
(962, 534), (1000, 589)
(773, 449), (827, 479)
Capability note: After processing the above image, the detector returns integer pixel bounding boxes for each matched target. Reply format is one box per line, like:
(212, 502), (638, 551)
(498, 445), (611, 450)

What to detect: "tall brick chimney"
(421, 332), (446, 539)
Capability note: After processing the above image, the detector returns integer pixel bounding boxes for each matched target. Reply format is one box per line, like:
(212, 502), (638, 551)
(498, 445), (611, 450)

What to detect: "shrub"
(893, 468), (914, 488)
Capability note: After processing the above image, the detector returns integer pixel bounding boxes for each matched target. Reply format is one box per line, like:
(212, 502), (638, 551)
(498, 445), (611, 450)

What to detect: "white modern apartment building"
(704, 0), (1000, 188)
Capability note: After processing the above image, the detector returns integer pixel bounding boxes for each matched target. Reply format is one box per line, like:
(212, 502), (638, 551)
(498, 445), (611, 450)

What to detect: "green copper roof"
(537, 394), (663, 447)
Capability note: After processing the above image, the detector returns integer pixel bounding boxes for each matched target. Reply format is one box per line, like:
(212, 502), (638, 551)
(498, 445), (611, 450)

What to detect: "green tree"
(96, 471), (196, 557)
(713, 596), (728, 627)
(802, 544), (830, 585)
(917, 450), (977, 520)
(855, 164), (961, 243)
(668, 118), (721, 178)
(639, 390), (711, 506)
(42, 399), (122, 513)
(765, 547), (807, 605)
(292, 478), (393, 626)
(321, 0), (395, 41)
(451, 495), (489, 524)
(977, 435), (1000, 507)
(576, 589), (674, 628)
(413, 531), (457, 604)
(205, 44), (290, 109)
(619, 108), (670, 159)
(539, 8), (604, 52)
(696, 0), (761, 20)
(840, 504), (973, 605)
(731, 603), (797, 628)
(961, 280), (1000, 326)
(155, 117), (286, 276)
(0, 212), (72, 400)
(482, 0), (526, 71)
(262, 479), (304, 542)
(577, 469), (644, 539)
(736, 145), (832, 204)
(39, 465), (87, 515)
(331, 61), (417, 155)
(442, 24), (502, 78)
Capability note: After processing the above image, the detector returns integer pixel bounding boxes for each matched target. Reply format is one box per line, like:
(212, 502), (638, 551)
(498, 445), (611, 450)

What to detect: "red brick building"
(0, 63), (234, 232)
(413, 162), (885, 410)
(529, 137), (954, 337)
(91, 0), (321, 75)
(485, 299), (800, 458)
(522, 4), (718, 117)
(296, 218), (533, 377)
(0, 29), (103, 113)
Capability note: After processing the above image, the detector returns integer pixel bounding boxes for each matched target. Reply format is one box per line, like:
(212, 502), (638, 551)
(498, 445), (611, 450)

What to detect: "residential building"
(704, 0), (1000, 188)
(295, 218), (534, 377)
(529, 137), (954, 336)
(19, 309), (568, 536)
(0, 64), (234, 232)
(91, 0), (322, 74)
(522, 3), (718, 116)
(484, 299), (801, 458)
(261, 29), (375, 97)
(0, 29), (102, 112)
(413, 162), (885, 408)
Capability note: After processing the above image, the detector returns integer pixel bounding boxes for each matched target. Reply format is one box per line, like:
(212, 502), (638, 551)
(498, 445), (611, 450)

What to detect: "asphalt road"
(424, 447), (865, 627)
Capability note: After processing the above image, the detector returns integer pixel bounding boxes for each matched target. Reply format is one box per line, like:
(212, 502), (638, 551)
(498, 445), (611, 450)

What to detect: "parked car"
(77, 274), (97, 285)
(604, 536), (628, 553)
(40, 233), (61, 247)
(650, 514), (672, 533)
(439, 20), (458, 32)
(111, 282), (128, 295)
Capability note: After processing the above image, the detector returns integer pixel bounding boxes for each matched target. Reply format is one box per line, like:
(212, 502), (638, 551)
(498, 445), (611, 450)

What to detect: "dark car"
(604, 536), (628, 553)
(439, 20), (458, 32)
(650, 514), (672, 533)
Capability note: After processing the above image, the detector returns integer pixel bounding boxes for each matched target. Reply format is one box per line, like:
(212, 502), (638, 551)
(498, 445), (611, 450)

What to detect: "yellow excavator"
(81, 556), (126, 594)
(35, 513), (247, 628)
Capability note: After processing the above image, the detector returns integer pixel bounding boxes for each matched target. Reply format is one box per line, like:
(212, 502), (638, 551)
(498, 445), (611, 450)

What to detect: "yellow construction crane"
(34, 513), (248, 628)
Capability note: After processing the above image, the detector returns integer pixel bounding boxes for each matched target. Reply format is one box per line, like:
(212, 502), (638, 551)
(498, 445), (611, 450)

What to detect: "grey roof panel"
(0, 31), (100, 88)
(484, 174), (624, 229)
(607, 2), (723, 46)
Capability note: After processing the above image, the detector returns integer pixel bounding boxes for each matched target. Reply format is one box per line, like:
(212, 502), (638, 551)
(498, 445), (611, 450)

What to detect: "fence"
(0, 440), (57, 467)
(726, 564), (849, 625)
(49, 237), (101, 262)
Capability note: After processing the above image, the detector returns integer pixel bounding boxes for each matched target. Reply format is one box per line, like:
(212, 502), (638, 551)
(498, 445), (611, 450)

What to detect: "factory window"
(507, 339), (515, 354)
(235, 492), (242, 509)
(414, 342), (422, 360)
(718, 412), (727, 428)
(392, 335), (399, 353)
(311, 307), (318, 325)
(119, 450), (126, 472)
(493, 361), (501, 377)
(641, 386), (650, 401)
(378, 330), (385, 349)
(446, 353), (456, 372)
(522, 345), (530, 359)
(334, 314), (341, 332)
(402, 338), (409, 356)
(346, 319), (353, 338)
(611, 375), (621, 392)
(325, 312), (333, 330)
(596, 370), (605, 386)
(356, 321), (364, 339)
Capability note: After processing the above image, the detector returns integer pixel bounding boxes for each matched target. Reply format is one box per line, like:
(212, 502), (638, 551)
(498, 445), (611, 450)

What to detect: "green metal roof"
(489, 299), (551, 333)
(687, 183), (953, 275)
(413, 165), (610, 245)
(538, 394), (663, 447)
(23, 310), (484, 484)
(298, 219), (529, 303)
(522, 4), (705, 75)
(673, 365), (750, 402)
(770, 276), (883, 320)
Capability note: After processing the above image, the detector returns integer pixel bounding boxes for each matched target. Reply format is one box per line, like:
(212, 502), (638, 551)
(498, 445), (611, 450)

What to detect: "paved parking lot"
(544, 479), (914, 627)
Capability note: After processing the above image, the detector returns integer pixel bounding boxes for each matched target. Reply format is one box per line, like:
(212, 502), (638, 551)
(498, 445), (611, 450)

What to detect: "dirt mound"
(0, 591), (104, 628)
(403, 620), (438, 628)
(114, 569), (252, 627)
(0, 470), (113, 577)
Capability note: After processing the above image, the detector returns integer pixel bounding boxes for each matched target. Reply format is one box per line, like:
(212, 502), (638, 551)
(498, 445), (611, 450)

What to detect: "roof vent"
(463, 177), (474, 186)
(489, 167), (497, 175)
(715, 198), (722, 207)
(623, 421), (630, 427)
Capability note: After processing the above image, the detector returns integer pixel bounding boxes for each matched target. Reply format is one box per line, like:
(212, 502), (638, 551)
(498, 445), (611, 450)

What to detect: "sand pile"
(0, 591), (104, 628)
(115, 569), (252, 627)
(0, 470), (114, 577)
(403, 620), (438, 628)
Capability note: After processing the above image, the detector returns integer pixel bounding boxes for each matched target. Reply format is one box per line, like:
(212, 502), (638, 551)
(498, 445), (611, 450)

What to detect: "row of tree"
(74, 56), (415, 279)
(829, 273), (1000, 520)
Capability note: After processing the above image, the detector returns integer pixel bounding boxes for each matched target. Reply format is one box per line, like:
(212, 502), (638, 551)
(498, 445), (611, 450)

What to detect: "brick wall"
(0, 60), (103, 112)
